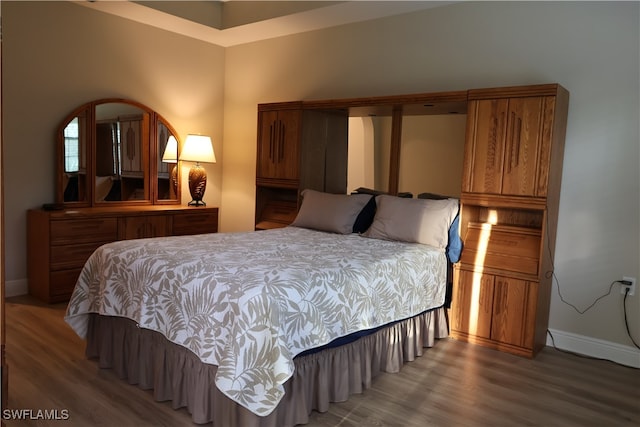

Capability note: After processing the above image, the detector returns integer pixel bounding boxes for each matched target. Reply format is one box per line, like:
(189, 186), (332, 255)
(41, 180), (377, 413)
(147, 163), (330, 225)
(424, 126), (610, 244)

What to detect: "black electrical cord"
(544, 217), (639, 362)
(623, 288), (640, 349)
(546, 276), (639, 369)
(547, 270), (617, 315)
(546, 262), (640, 350)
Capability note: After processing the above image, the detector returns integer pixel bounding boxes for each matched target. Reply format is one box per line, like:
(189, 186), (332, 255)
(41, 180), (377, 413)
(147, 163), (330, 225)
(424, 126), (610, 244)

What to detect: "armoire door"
(451, 269), (494, 340)
(464, 96), (548, 197)
(256, 109), (302, 184)
(490, 276), (538, 349)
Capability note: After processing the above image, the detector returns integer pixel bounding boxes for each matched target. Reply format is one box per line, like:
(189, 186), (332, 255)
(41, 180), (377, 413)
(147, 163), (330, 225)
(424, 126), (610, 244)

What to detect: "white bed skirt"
(85, 307), (449, 426)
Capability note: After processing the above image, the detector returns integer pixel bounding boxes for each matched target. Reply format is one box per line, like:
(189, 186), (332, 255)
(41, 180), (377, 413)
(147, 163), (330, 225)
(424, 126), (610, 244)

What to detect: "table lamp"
(181, 134), (216, 206)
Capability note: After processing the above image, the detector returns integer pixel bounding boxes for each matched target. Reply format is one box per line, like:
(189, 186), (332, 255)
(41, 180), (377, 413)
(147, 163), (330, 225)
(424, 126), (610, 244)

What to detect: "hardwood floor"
(3, 295), (639, 427)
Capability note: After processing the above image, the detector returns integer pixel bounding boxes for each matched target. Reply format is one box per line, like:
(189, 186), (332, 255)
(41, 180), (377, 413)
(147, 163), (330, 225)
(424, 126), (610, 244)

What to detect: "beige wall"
(2, 2), (638, 362)
(221, 1), (639, 361)
(2, 1), (225, 289)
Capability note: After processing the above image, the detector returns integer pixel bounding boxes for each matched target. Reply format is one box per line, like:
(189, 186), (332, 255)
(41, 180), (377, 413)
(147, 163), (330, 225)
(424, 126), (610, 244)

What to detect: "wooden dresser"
(27, 206), (219, 303)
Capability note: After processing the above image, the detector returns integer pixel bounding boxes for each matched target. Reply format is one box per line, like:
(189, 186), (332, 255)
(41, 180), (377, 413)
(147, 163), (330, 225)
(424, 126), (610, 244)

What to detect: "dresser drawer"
(172, 210), (218, 235)
(28, 206), (218, 303)
(460, 223), (541, 276)
(50, 218), (118, 244)
(50, 268), (83, 299)
(50, 241), (110, 270)
(119, 215), (170, 240)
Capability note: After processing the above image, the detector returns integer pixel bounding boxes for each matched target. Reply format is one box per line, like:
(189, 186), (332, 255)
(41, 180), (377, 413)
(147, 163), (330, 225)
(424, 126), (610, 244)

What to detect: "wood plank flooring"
(4, 295), (639, 427)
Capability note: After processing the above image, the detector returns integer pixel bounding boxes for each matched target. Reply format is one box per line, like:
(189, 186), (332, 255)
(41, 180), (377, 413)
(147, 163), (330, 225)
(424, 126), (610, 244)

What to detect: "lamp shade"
(181, 134), (216, 163)
(162, 135), (178, 163)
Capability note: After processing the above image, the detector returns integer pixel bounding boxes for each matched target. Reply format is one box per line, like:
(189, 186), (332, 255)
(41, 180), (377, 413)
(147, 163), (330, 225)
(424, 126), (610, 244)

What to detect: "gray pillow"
(291, 189), (373, 234)
(363, 195), (459, 248)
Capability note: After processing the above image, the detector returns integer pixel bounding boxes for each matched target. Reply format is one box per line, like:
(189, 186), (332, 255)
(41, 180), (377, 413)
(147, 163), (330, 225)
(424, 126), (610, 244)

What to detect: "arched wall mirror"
(56, 99), (181, 207)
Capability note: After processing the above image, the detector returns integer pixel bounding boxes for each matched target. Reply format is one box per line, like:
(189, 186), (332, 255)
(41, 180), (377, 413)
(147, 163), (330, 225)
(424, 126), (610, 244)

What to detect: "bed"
(65, 190), (461, 426)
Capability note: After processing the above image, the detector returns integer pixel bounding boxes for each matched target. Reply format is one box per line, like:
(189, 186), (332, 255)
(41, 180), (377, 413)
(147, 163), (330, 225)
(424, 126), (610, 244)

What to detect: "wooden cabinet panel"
(50, 241), (111, 270)
(50, 269), (84, 299)
(50, 218), (118, 244)
(501, 97), (544, 196)
(535, 96), (558, 198)
(255, 200), (297, 230)
(452, 269), (538, 355)
(491, 277), (537, 348)
(28, 206), (218, 303)
(257, 108), (302, 184)
(172, 210), (219, 235)
(464, 99), (508, 194)
(118, 215), (170, 240)
(451, 269), (494, 340)
(257, 110), (277, 180)
(459, 223), (541, 276)
(464, 96), (551, 197)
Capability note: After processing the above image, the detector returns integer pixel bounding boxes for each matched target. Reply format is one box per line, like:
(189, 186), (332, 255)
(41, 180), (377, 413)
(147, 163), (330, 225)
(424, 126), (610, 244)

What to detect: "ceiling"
(77, 1), (454, 47)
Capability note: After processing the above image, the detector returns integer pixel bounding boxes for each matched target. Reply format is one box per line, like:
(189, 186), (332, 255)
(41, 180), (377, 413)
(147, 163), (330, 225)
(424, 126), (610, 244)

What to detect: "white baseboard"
(5, 279), (28, 298)
(547, 328), (640, 368)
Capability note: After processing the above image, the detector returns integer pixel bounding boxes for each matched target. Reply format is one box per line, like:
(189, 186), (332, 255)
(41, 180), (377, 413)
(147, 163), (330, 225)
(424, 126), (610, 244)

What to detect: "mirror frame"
(56, 98), (181, 207)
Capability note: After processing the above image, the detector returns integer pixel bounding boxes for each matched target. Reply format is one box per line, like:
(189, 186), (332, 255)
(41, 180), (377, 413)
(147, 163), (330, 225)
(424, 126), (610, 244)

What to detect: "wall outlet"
(620, 276), (636, 296)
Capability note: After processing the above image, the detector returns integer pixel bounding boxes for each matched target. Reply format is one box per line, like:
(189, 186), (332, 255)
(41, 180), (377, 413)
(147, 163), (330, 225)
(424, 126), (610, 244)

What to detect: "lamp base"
(188, 163), (207, 207)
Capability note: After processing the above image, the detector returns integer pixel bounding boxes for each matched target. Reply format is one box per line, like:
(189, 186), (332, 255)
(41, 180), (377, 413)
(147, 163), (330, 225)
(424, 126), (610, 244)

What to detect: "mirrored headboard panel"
(305, 93), (468, 196)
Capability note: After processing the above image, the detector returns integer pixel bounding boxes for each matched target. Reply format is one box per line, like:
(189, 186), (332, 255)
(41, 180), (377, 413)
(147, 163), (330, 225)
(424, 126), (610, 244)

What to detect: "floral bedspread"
(65, 227), (447, 416)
